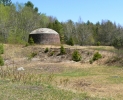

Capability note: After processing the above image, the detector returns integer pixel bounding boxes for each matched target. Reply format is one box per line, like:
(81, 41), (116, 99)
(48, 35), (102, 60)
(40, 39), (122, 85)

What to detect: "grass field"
(0, 44), (123, 100)
(1, 65), (123, 100)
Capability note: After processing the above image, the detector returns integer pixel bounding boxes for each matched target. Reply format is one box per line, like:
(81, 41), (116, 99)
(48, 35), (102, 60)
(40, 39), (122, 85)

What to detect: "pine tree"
(60, 45), (66, 55)
(68, 37), (74, 46)
(112, 38), (122, 50)
(72, 50), (81, 62)
(0, 0), (12, 6)
(29, 37), (34, 45)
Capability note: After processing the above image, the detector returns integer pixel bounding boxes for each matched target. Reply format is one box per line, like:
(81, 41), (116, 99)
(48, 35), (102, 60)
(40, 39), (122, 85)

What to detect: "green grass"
(0, 79), (104, 100)
(56, 68), (96, 77)
(89, 46), (115, 52)
(56, 66), (121, 77)
(0, 65), (113, 100)
(107, 76), (123, 84)
(0, 58), (122, 99)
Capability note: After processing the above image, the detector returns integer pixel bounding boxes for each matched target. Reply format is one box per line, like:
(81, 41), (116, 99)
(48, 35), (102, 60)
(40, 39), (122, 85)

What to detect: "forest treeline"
(0, 0), (123, 48)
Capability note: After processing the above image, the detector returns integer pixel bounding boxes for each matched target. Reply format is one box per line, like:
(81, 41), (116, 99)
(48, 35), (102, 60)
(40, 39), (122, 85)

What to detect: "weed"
(49, 51), (54, 56)
(25, 43), (29, 47)
(89, 59), (93, 64)
(63, 78), (69, 86)
(44, 47), (49, 53)
(28, 52), (37, 60)
(87, 52), (90, 55)
(47, 74), (54, 83)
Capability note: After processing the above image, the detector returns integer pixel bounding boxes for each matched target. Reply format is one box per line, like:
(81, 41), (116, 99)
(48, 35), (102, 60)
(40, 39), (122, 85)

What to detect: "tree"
(112, 37), (123, 50)
(29, 37), (34, 45)
(72, 50), (81, 62)
(93, 52), (102, 61)
(67, 37), (74, 46)
(0, 4), (11, 43)
(98, 20), (116, 45)
(0, 0), (12, 6)
(60, 45), (66, 55)
(63, 20), (76, 43)
(47, 19), (64, 43)
(76, 22), (93, 45)
(34, 7), (38, 12)
(25, 1), (39, 13)
(25, 1), (34, 8)
(40, 14), (50, 28)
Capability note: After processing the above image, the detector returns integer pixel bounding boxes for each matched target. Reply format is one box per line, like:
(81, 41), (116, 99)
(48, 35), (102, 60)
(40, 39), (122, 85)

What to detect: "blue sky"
(11, 0), (123, 25)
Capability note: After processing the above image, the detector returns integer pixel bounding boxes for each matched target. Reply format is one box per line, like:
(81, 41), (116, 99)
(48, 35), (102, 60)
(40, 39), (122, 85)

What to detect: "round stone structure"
(29, 28), (60, 44)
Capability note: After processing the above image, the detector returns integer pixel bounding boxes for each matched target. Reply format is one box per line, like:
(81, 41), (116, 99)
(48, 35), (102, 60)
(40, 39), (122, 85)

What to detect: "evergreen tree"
(72, 50), (81, 62)
(60, 45), (66, 55)
(34, 7), (38, 12)
(112, 37), (123, 50)
(0, 0), (12, 6)
(67, 37), (74, 46)
(25, 1), (34, 8)
(29, 37), (34, 45)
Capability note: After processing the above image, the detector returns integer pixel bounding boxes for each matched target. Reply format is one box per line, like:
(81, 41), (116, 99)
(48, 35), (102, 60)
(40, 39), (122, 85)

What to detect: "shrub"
(96, 41), (100, 46)
(93, 52), (102, 61)
(28, 52), (37, 60)
(60, 45), (66, 55)
(25, 43), (29, 47)
(44, 47), (49, 53)
(49, 51), (54, 56)
(0, 55), (4, 66)
(87, 52), (90, 55)
(31, 52), (37, 57)
(72, 50), (81, 62)
(0, 44), (4, 54)
(89, 59), (93, 64)
(29, 37), (34, 45)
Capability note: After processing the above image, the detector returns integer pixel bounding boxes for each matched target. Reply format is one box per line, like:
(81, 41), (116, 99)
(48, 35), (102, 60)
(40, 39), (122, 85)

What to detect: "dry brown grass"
(1, 44), (123, 99)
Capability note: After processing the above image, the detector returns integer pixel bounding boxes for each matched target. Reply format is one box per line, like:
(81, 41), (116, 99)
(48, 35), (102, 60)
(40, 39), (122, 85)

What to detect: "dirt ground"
(3, 44), (115, 67)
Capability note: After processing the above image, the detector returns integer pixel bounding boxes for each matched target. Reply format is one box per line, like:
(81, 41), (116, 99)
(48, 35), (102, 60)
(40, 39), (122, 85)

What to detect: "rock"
(17, 67), (24, 71)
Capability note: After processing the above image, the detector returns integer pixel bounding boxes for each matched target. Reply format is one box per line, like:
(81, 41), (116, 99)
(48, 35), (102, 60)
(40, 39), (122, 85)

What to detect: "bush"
(25, 43), (29, 47)
(0, 44), (4, 54)
(96, 41), (100, 46)
(28, 52), (37, 60)
(89, 59), (93, 64)
(60, 45), (66, 55)
(49, 51), (54, 56)
(44, 47), (49, 53)
(0, 55), (4, 66)
(31, 52), (37, 57)
(72, 50), (81, 62)
(29, 37), (34, 45)
(93, 52), (102, 61)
